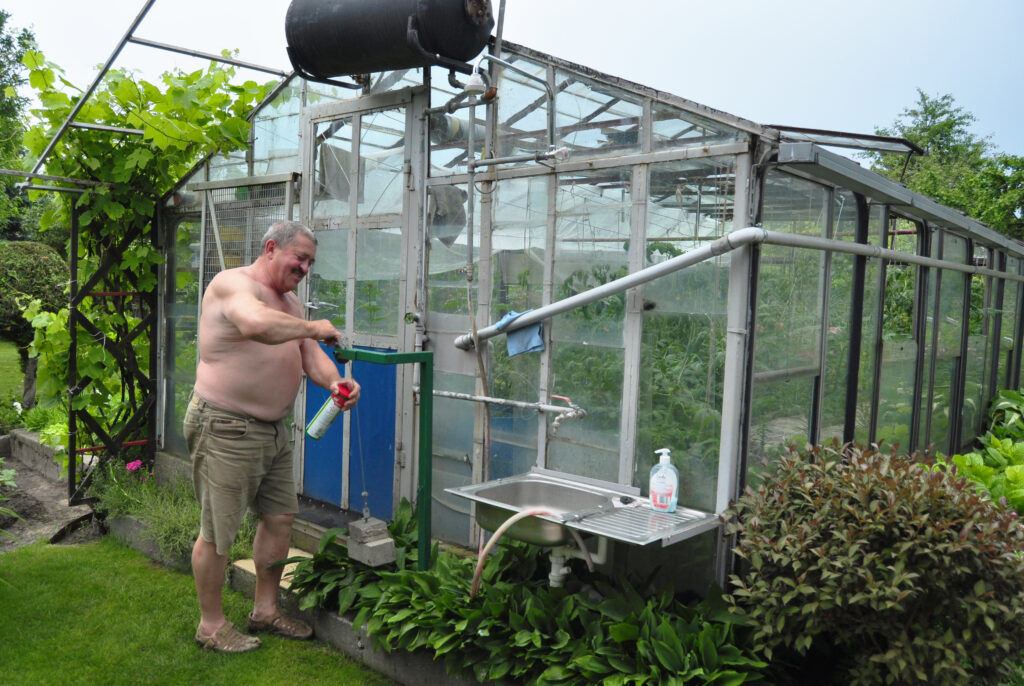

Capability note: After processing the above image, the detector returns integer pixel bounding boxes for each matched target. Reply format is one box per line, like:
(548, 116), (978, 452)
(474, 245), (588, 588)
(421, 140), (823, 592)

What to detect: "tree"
(868, 90), (1024, 241)
(972, 155), (1024, 241)
(0, 241), (66, 352)
(0, 11), (33, 239)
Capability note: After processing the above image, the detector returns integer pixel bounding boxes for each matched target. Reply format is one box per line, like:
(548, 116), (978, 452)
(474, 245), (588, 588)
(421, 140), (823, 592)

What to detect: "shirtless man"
(185, 220), (359, 653)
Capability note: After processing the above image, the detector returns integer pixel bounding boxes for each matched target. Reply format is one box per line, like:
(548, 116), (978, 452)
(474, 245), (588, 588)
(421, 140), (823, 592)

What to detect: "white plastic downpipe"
(548, 536), (606, 587)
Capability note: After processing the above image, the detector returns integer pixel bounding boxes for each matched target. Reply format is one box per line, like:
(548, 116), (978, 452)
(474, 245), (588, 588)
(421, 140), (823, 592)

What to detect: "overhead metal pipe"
(0, 168), (112, 188)
(21, 184), (87, 195)
(453, 226), (1024, 350)
(127, 36), (290, 77)
(69, 122), (145, 136)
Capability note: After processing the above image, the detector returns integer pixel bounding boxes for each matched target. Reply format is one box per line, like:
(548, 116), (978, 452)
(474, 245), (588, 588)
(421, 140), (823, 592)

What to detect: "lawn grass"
(0, 538), (393, 686)
(0, 339), (22, 400)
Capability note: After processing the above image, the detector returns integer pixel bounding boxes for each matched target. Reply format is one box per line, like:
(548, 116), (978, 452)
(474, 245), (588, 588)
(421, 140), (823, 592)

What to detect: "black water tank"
(285, 0), (494, 79)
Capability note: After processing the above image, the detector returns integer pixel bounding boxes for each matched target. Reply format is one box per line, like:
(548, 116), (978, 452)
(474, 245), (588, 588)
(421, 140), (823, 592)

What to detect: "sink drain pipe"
(470, 509), (597, 597)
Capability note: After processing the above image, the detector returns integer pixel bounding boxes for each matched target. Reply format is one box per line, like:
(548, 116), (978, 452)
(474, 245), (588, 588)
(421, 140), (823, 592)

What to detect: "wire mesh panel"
(201, 182), (290, 292)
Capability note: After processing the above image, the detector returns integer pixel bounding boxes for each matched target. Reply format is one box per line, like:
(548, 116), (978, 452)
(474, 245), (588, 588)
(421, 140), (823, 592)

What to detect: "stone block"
(348, 536), (397, 567)
(348, 516), (389, 543)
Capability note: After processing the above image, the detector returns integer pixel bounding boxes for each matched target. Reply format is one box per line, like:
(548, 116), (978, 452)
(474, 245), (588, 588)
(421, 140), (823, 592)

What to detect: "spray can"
(305, 385), (351, 440)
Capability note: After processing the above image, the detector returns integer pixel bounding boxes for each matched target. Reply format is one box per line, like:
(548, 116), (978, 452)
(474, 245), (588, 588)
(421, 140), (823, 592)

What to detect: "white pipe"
(454, 226), (1024, 350)
(454, 228), (757, 349)
(428, 388), (583, 416)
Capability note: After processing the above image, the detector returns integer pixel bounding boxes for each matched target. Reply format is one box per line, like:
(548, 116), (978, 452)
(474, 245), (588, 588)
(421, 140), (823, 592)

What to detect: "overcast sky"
(4, 0), (1023, 156)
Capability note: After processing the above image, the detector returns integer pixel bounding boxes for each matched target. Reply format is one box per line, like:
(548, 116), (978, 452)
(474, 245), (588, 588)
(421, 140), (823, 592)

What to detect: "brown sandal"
(247, 611), (313, 640)
(194, 621), (262, 653)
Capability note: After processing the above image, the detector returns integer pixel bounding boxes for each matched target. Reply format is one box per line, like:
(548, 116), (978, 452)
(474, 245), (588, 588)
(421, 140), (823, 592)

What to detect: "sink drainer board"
(446, 468), (719, 547)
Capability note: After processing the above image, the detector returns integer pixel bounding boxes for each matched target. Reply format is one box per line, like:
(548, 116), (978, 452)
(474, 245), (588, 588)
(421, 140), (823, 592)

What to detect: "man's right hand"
(310, 319), (341, 347)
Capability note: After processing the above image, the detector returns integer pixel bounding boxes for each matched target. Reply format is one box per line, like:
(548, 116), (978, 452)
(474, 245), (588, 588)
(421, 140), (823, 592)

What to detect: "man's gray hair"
(261, 221), (317, 251)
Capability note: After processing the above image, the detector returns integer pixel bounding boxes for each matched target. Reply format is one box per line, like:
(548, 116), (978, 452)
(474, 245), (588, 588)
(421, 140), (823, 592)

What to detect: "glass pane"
(652, 103), (745, 151)
(426, 182), (475, 316)
(357, 108), (406, 217)
(637, 258), (728, 511)
(749, 173), (829, 472)
(749, 245), (824, 467)
(354, 228), (401, 335)
(647, 157), (736, 245)
(854, 203), (885, 443)
(431, 371), (476, 547)
(313, 117), (354, 218)
(555, 68), (642, 158)
(252, 83), (302, 175)
(1003, 257), (1020, 390)
(494, 53), (550, 165)
(876, 338), (917, 448)
(876, 217), (919, 449)
(488, 176), (545, 418)
(761, 171), (829, 236)
(163, 213), (201, 455)
(821, 190), (860, 442)
(962, 265), (989, 445)
(546, 169), (631, 482)
(207, 149), (248, 181)
(428, 66), (476, 176)
(365, 68), (423, 94)
(307, 229), (348, 329)
(923, 232), (966, 453)
(201, 185), (279, 290)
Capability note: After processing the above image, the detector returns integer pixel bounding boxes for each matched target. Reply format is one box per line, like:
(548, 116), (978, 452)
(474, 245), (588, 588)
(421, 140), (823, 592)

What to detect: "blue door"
(300, 95), (415, 522)
(303, 344), (397, 520)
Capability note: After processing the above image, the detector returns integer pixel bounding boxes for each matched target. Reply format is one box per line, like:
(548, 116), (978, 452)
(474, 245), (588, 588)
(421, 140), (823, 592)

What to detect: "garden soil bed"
(0, 455), (100, 552)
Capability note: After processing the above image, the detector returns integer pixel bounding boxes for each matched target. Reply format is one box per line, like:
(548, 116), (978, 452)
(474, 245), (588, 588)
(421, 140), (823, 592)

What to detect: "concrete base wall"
(9, 429), (60, 481)
(106, 515), (191, 572)
(154, 451), (192, 487)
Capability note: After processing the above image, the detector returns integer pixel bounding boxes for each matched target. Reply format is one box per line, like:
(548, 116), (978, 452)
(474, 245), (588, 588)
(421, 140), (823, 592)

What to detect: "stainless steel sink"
(446, 470), (635, 546)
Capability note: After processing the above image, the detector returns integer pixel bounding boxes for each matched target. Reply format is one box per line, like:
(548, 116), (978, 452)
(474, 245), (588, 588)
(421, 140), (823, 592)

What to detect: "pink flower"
(126, 460), (143, 472)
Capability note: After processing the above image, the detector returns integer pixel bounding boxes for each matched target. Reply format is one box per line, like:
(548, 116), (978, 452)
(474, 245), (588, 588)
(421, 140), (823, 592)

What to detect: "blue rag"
(493, 310), (545, 357)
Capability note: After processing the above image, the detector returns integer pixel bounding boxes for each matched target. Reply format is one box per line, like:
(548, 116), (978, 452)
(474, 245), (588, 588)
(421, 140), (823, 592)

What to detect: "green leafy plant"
(0, 391), (24, 433)
(986, 388), (1024, 441)
(724, 441), (1024, 685)
(0, 241), (67, 355)
(286, 500), (767, 685)
(17, 400), (68, 471)
(940, 389), (1024, 514)
(0, 456), (21, 539)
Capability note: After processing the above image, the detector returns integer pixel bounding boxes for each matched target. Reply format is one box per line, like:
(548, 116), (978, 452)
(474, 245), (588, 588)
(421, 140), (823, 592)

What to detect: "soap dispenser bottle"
(649, 448), (679, 512)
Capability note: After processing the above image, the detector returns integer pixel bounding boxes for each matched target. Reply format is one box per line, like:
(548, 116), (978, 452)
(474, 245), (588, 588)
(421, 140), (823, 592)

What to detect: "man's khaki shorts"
(184, 392), (298, 556)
